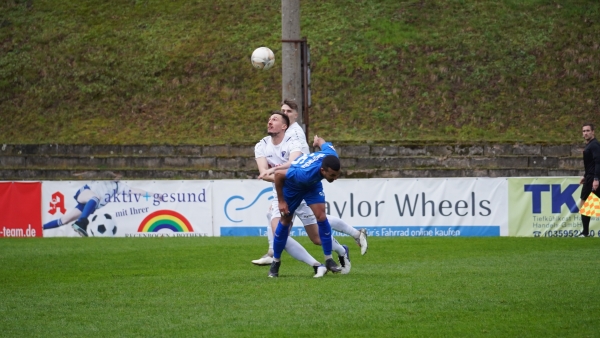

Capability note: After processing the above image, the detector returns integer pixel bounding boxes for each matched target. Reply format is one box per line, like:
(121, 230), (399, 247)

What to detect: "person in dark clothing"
(578, 123), (600, 237)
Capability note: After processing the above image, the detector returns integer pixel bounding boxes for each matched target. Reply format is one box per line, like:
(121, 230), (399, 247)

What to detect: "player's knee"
(309, 204), (327, 221)
(311, 209), (326, 222)
(315, 214), (327, 222)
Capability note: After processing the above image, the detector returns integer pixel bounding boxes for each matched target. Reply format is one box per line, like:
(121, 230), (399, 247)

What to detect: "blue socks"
(271, 218), (333, 259)
(78, 197), (99, 221)
(43, 197), (98, 230)
(273, 220), (290, 259)
(317, 218), (333, 256)
(43, 218), (63, 230)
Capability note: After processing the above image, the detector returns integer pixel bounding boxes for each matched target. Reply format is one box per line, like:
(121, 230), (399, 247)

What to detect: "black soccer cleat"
(313, 265), (327, 278)
(338, 245), (351, 274)
(325, 258), (342, 273)
(268, 261), (281, 278)
(72, 218), (89, 237)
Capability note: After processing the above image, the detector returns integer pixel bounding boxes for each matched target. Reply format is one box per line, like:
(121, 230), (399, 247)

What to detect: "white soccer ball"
(251, 47), (275, 70)
(88, 213), (117, 237)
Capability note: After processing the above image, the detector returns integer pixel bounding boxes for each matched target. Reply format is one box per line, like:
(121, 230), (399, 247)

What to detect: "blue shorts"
(73, 185), (91, 211)
(283, 181), (325, 215)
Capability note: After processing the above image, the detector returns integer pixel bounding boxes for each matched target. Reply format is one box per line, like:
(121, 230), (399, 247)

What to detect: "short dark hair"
(271, 111), (290, 128)
(583, 123), (595, 131)
(282, 99), (298, 112)
(321, 155), (340, 171)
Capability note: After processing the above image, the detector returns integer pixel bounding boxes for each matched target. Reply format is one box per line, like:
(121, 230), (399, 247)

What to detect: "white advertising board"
(42, 180), (212, 237)
(212, 178), (508, 237)
(212, 180), (277, 236)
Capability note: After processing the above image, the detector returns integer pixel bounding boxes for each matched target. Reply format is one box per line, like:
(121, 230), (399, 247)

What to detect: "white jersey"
(255, 133), (317, 225)
(254, 135), (303, 168)
(81, 181), (133, 208)
(286, 122), (310, 154)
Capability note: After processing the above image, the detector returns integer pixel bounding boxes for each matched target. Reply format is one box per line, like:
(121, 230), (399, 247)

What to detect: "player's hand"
(593, 179), (599, 191)
(278, 201), (290, 218)
(257, 172), (267, 180)
(580, 176), (585, 185)
(258, 168), (275, 180)
(313, 135), (325, 148)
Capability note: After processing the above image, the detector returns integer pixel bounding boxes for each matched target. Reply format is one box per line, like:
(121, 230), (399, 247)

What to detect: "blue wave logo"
(224, 187), (273, 223)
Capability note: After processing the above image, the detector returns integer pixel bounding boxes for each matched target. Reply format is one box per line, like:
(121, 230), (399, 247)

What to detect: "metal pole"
(281, 0), (303, 127)
(302, 40), (309, 142)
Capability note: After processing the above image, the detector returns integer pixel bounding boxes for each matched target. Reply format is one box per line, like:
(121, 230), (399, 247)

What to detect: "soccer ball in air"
(88, 213), (117, 237)
(251, 47), (275, 70)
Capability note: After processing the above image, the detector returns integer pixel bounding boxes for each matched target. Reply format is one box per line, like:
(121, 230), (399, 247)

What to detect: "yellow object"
(579, 192), (600, 217)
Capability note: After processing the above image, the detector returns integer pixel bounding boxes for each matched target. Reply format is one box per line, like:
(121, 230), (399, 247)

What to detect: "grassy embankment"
(1, 0), (599, 145)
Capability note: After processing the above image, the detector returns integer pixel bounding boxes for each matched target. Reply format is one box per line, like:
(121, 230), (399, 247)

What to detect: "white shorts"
(269, 199), (317, 226)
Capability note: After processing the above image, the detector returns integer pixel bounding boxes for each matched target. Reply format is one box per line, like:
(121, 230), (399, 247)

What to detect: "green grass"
(1, 237), (599, 337)
(0, 0), (598, 145)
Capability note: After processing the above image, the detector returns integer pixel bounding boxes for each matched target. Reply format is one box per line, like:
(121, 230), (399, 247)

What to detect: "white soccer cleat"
(355, 228), (368, 255)
(339, 245), (351, 275)
(252, 254), (274, 266)
(313, 265), (327, 278)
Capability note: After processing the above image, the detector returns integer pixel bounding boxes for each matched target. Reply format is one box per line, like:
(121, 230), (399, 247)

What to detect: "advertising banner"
(42, 180), (212, 237)
(0, 182), (43, 237)
(213, 178), (508, 237)
(212, 180), (276, 236)
(323, 178), (507, 237)
(508, 177), (599, 237)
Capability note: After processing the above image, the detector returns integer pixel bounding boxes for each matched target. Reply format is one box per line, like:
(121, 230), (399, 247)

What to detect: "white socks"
(263, 211), (348, 264)
(266, 211), (274, 251)
(328, 216), (360, 239)
(285, 237), (320, 266)
(331, 237), (346, 256)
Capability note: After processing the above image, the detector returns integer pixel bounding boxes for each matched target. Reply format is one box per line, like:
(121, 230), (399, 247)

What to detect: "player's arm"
(593, 142), (600, 190)
(119, 183), (154, 201)
(261, 139), (304, 177)
(274, 170), (289, 215)
(255, 139), (275, 182)
(268, 150), (303, 175)
(313, 135), (338, 157)
(130, 187), (153, 199)
(313, 135), (326, 149)
(256, 157), (274, 182)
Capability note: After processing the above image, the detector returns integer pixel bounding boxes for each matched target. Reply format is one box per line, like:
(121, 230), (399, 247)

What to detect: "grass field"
(1, 237), (599, 337)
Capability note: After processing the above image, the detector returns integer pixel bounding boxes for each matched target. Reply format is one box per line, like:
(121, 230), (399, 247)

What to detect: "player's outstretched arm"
(274, 171), (289, 216)
(270, 150), (302, 174)
(313, 135), (326, 148)
(256, 157), (275, 182)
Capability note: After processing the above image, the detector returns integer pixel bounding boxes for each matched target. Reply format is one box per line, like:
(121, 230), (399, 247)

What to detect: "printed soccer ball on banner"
(88, 213), (117, 237)
(251, 47), (275, 70)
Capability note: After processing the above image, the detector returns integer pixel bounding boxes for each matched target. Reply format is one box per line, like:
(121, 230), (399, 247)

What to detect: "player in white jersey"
(279, 99), (368, 255)
(253, 117), (350, 273)
(254, 112), (328, 277)
(251, 102), (368, 272)
(43, 178), (145, 237)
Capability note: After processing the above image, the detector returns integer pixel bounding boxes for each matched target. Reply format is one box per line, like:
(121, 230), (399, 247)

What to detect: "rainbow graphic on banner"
(137, 210), (194, 233)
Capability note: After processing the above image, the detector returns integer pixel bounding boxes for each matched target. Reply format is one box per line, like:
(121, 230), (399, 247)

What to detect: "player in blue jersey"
(269, 135), (342, 277)
(251, 102), (368, 271)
